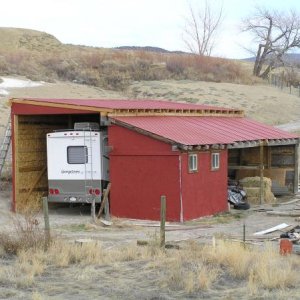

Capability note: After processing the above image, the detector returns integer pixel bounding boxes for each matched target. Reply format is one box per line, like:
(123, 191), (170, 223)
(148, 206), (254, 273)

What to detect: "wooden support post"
(43, 197), (50, 251)
(104, 199), (110, 221)
(259, 142), (264, 204)
(12, 114), (19, 212)
(160, 195), (166, 248)
(91, 198), (96, 223)
(294, 144), (299, 194)
(243, 222), (246, 248)
(97, 183), (111, 218)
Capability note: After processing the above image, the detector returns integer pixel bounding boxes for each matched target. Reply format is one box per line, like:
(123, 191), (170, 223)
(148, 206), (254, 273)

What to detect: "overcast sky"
(1, 0), (299, 58)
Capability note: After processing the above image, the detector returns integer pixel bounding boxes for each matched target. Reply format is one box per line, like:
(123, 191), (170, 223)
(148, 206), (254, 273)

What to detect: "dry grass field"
(127, 80), (300, 125)
(1, 209), (300, 300)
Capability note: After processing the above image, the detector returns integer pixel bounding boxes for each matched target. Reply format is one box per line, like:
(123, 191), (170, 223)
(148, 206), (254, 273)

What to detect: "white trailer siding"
(46, 130), (109, 203)
(47, 131), (105, 181)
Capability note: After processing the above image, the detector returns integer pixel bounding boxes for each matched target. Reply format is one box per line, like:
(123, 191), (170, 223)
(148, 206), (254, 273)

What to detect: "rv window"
(67, 146), (88, 164)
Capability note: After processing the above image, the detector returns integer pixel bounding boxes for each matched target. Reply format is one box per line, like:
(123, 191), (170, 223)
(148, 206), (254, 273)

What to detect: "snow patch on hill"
(0, 77), (43, 97)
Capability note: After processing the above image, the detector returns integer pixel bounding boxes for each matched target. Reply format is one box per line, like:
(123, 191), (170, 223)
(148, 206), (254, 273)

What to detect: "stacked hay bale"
(239, 177), (276, 204)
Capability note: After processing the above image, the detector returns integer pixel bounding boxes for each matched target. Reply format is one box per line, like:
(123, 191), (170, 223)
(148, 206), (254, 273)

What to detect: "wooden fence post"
(160, 195), (166, 248)
(243, 222), (246, 248)
(91, 198), (96, 223)
(43, 197), (50, 251)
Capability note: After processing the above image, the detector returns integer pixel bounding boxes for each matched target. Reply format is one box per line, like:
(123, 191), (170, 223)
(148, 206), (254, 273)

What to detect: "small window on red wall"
(188, 153), (198, 172)
(211, 152), (220, 170)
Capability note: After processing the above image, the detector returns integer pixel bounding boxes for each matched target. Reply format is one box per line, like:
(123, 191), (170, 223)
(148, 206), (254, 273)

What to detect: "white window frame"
(188, 153), (198, 173)
(211, 152), (220, 170)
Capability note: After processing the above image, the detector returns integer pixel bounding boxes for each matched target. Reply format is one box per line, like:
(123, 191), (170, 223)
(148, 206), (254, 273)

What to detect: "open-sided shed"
(10, 98), (299, 221)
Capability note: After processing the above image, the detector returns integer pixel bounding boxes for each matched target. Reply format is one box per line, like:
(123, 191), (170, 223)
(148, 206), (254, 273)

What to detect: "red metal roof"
(112, 116), (298, 145)
(16, 98), (237, 112)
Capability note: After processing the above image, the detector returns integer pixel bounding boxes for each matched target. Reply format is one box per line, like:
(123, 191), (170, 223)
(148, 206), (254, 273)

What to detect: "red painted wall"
(108, 125), (181, 221)
(181, 151), (228, 220)
(11, 103), (89, 115)
(108, 125), (174, 156)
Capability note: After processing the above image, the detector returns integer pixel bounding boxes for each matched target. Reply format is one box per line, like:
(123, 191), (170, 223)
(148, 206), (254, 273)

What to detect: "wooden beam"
(171, 145), (179, 151)
(180, 145), (188, 151)
(10, 99), (113, 114)
(294, 143), (299, 194)
(10, 98), (245, 117)
(267, 139), (298, 146)
(228, 165), (260, 170)
(109, 112), (244, 117)
(12, 114), (19, 212)
(259, 141), (264, 204)
(97, 183), (111, 218)
(227, 141), (260, 149)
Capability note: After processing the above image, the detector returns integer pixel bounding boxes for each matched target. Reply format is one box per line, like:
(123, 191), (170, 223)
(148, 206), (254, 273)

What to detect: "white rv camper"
(46, 122), (109, 203)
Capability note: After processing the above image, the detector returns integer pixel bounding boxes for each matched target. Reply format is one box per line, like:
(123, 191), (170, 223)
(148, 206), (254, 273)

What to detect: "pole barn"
(10, 98), (299, 221)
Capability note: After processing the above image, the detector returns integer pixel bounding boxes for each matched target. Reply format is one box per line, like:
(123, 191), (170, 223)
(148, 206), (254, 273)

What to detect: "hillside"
(0, 27), (62, 51)
(0, 27), (254, 90)
(0, 27), (299, 133)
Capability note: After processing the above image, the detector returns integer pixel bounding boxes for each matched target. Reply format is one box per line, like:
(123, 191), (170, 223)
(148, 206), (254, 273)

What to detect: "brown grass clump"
(250, 244), (298, 290)
(42, 240), (104, 267)
(0, 213), (44, 255)
(165, 259), (219, 293)
(201, 241), (298, 292)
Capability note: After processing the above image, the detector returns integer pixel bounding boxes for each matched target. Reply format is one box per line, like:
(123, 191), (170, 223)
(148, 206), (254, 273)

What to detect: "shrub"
(0, 43), (252, 89)
(0, 212), (44, 255)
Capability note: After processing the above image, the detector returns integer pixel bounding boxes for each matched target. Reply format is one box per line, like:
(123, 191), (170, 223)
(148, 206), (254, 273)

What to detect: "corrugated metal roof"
(112, 116), (298, 145)
(14, 98), (237, 112)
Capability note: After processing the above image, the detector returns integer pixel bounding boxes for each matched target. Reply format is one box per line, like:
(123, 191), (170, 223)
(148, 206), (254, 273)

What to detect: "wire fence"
(269, 73), (300, 97)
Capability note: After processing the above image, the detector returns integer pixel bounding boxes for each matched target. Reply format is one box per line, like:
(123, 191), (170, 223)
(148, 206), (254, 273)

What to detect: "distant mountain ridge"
(115, 46), (187, 54)
(242, 53), (300, 64)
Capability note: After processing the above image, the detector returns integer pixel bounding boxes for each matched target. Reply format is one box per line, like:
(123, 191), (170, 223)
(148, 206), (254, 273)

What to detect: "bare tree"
(183, 0), (224, 56)
(242, 7), (300, 78)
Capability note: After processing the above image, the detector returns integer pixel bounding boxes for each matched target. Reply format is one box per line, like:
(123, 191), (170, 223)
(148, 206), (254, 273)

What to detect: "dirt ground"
(1, 182), (300, 299)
